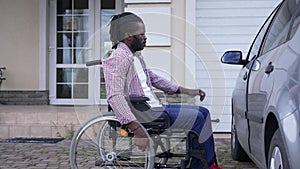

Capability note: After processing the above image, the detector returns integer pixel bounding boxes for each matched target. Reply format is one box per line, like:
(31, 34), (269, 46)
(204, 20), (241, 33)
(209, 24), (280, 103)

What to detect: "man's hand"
(199, 89), (206, 101)
(127, 121), (149, 151)
(178, 86), (206, 102)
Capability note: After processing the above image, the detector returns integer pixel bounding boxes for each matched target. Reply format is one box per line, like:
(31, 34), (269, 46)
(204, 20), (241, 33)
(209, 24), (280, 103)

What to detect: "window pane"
(57, 84), (72, 98)
(57, 33), (72, 47)
(290, 10), (300, 38)
(57, 0), (72, 15)
(101, 10), (115, 58)
(74, 32), (89, 47)
(73, 68), (88, 83)
(57, 68), (72, 83)
(74, 49), (88, 64)
(74, 84), (88, 98)
(101, 1), (115, 9)
(57, 49), (72, 64)
(74, 16), (89, 31)
(262, 1), (297, 53)
(247, 8), (277, 60)
(57, 16), (68, 31)
(74, 0), (88, 11)
(100, 67), (106, 99)
(100, 84), (106, 98)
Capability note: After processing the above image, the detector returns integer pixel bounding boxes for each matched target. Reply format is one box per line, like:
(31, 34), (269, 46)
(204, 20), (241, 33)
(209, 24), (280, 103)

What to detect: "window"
(289, 4), (300, 39)
(246, 4), (279, 62)
(262, 0), (297, 54)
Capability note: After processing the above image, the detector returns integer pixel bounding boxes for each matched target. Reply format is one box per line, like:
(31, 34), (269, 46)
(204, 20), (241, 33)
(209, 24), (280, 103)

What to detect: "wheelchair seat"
(110, 97), (171, 134)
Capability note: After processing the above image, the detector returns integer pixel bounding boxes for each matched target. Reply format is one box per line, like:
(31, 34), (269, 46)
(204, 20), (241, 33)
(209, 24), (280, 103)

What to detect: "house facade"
(0, 0), (280, 132)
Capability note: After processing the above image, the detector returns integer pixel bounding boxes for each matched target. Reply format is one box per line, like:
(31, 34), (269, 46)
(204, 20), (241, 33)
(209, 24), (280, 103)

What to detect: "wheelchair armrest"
(126, 97), (150, 103)
(150, 107), (165, 112)
(125, 97), (151, 112)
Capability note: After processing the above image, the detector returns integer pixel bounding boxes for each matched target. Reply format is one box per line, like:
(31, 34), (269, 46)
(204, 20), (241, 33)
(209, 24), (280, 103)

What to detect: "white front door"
(49, 0), (119, 105)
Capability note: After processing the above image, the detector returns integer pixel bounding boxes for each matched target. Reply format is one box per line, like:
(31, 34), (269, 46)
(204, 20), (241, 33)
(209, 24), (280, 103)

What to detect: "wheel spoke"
(270, 147), (282, 169)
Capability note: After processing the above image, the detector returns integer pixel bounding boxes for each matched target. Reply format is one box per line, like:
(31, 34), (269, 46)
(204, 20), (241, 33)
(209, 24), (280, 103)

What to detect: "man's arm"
(147, 69), (179, 94)
(103, 56), (137, 124)
(147, 69), (206, 101)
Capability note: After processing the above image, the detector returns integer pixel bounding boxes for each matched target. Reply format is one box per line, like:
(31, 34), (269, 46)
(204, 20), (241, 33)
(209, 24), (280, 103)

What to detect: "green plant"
(65, 124), (75, 140)
(52, 121), (75, 140)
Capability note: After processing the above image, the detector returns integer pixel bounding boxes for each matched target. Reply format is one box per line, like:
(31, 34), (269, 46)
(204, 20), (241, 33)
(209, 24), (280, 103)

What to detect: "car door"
(247, 0), (297, 166)
(231, 7), (279, 154)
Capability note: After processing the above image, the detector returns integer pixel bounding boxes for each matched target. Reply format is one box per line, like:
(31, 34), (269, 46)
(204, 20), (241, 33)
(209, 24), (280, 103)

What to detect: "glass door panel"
(56, 0), (90, 101)
(51, 0), (119, 105)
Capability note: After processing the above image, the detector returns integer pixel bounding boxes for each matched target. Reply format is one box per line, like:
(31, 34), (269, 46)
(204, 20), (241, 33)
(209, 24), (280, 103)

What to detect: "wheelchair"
(70, 97), (215, 169)
(69, 60), (214, 169)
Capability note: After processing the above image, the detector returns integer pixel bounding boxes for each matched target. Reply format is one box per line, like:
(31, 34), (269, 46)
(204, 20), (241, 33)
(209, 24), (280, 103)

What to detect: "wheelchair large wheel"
(70, 114), (155, 169)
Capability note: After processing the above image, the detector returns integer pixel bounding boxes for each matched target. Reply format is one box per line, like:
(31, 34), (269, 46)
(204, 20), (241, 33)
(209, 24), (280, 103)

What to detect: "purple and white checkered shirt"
(102, 42), (179, 124)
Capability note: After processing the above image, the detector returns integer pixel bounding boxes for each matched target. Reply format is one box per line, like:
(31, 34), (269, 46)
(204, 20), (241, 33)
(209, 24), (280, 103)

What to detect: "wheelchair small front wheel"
(70, 114), (155, 169)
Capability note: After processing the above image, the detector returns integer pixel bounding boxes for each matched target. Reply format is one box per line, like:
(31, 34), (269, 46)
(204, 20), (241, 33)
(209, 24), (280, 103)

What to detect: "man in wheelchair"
(102, 12), (222, 169)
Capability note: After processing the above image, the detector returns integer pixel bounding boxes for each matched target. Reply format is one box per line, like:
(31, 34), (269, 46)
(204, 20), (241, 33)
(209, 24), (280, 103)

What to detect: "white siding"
(195, 0), (281, 132)
(125, 7), (171, 46)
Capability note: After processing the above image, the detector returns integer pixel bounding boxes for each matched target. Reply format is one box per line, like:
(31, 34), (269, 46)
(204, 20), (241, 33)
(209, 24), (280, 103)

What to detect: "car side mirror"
(221, 51), (247, 65)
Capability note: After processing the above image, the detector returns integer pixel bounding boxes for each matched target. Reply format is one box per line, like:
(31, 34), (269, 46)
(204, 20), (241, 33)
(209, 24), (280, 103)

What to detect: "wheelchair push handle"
(86, 59), (102, 66)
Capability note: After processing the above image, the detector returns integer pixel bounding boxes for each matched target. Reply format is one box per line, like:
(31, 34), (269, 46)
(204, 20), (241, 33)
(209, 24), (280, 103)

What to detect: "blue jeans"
(163, 104), (215, 169)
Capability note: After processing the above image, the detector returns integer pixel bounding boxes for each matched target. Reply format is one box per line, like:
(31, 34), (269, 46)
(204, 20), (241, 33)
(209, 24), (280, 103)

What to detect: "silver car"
(221, 0), (300, 168)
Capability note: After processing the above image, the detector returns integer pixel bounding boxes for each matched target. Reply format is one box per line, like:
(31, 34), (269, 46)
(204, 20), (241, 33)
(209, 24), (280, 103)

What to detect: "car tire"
(267, 129), (290, 169)
(231, 114), (251, 161)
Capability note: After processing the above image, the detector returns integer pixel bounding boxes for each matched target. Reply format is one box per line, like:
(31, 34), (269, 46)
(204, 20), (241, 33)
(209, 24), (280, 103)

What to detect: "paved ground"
(0, 135), (258, 169)
(214, 137), (257, 169)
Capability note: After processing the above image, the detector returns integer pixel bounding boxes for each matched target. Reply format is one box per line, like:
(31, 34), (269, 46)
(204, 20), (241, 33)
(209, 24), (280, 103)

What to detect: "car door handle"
(243, 72), (248, 80)
(265, 62), (274, 74)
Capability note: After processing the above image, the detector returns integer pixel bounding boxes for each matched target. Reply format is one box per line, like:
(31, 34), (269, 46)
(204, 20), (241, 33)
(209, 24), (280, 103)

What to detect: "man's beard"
(131, 35), (145, 52)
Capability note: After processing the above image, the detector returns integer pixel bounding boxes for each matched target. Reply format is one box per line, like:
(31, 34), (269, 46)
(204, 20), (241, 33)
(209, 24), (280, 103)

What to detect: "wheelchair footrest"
(96, 159), (145, 167)
(156, 152), (185, 158)
(155, 163), (182, 169)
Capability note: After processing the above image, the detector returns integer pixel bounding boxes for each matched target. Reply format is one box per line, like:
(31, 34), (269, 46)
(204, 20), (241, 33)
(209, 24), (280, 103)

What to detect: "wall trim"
(39, 0), (48, 90)
(185, 0), (196, 88)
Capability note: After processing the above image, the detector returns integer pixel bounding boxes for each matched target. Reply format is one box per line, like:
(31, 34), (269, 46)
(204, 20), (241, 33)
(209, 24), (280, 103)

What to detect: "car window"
(289, 4), (300, 38)
(261, 0), (297, 54)
(246, 5), (279, 62)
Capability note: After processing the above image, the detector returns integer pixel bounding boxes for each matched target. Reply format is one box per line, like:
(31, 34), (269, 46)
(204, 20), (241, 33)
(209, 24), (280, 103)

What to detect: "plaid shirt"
(102, 42), (179, 124)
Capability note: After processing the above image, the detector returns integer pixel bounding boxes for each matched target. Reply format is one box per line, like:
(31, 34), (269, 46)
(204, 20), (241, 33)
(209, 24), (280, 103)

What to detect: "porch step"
(0, 91), (49, 105)
(0, 105), (107, 139)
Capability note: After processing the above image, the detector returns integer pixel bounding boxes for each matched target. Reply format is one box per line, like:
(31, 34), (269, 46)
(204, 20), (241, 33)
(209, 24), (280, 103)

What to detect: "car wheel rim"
(270, 147), (283, 169)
